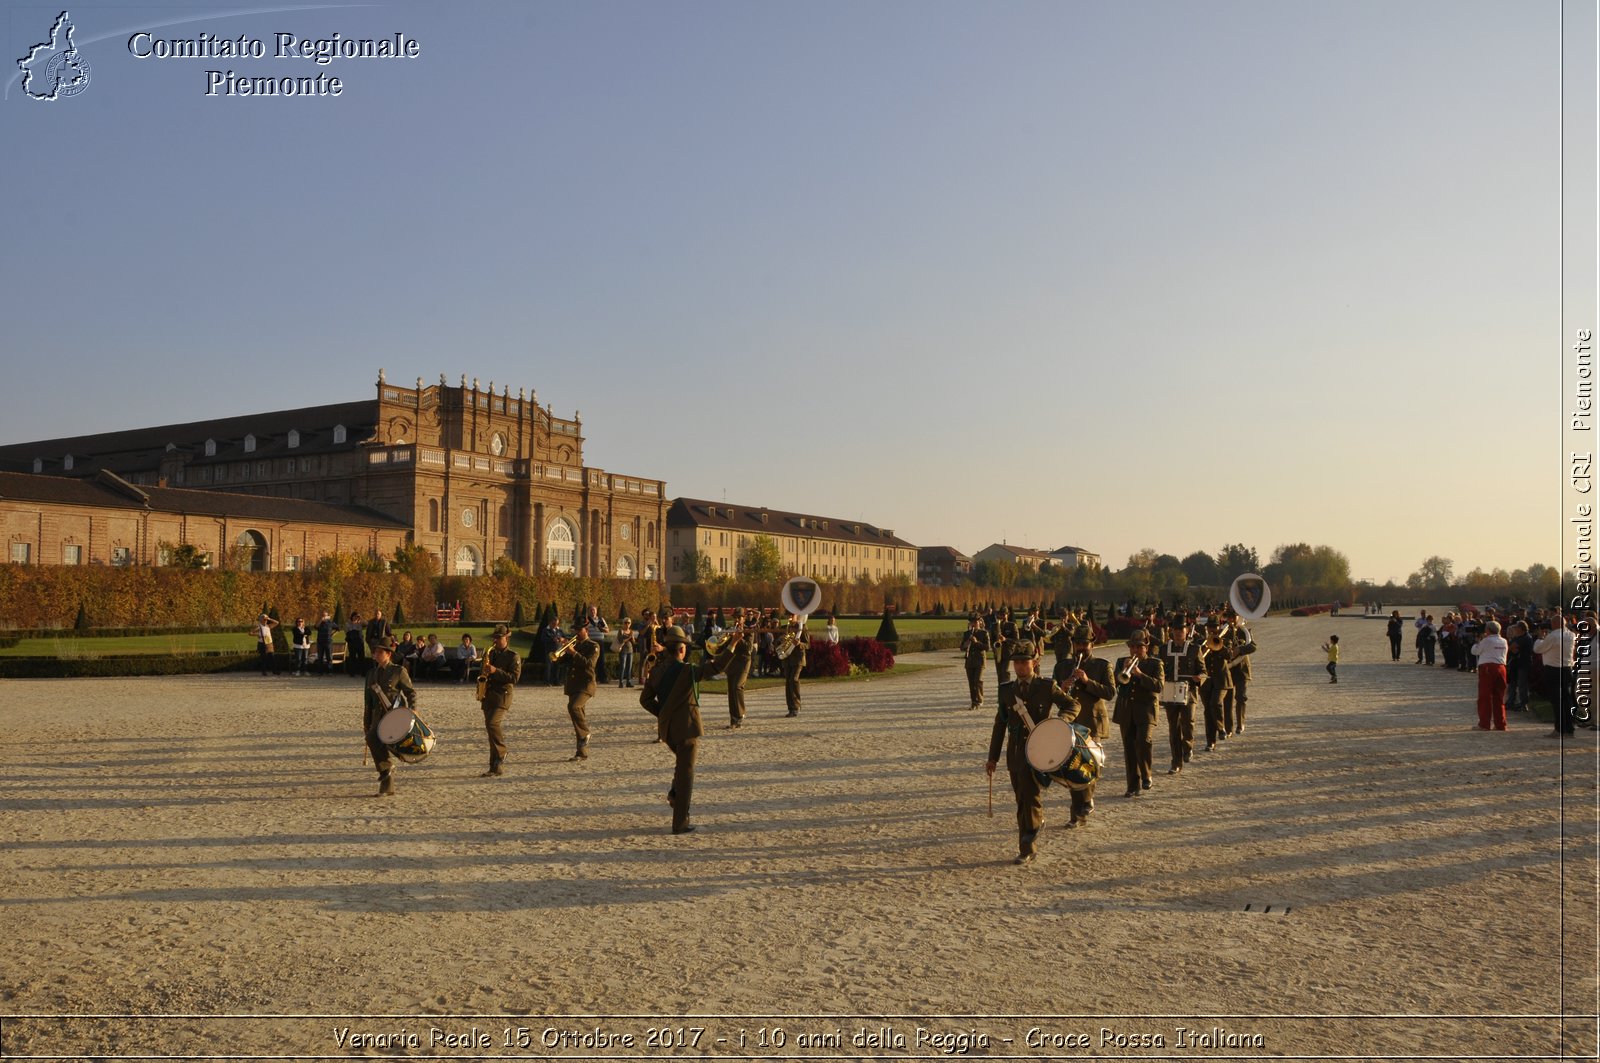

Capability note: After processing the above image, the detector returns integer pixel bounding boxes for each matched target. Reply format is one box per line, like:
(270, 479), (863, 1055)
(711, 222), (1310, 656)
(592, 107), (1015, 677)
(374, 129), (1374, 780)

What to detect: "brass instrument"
(548, 633), (583, 662)
(705, 628), (746, 655)
(474, 670), (488, 702)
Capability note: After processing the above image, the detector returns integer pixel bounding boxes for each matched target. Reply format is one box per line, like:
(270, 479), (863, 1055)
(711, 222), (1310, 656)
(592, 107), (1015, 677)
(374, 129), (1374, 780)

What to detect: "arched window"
(546, 518), (576, 573)
(454, 544), (481, 575)
(62, 455), (73, 471)
(236, 530), (268, 572)
(616, 555), (634, 578)
(428, 499), (439, 533)
(31, 458), (41, 473)
(243, 434), (256, 453)
(287, 430), (300, 449)
(647, 522), (655, 548)
(333, 424), (347, 445)
(205, 439), (216, 456)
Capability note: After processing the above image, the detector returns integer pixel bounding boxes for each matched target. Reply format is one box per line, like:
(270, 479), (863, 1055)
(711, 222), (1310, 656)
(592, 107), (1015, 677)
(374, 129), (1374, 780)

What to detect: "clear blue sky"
(1, 0), (1562, 584)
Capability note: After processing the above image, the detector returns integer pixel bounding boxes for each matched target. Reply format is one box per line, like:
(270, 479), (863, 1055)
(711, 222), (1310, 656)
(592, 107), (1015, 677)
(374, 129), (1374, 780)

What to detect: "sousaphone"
(1229, 573), (1272, 621)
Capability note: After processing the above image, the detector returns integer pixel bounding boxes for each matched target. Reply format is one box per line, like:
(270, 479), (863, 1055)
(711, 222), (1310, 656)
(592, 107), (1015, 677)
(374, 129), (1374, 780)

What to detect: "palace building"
(665, 498), (918, 583)
(0, 372), (668, 579)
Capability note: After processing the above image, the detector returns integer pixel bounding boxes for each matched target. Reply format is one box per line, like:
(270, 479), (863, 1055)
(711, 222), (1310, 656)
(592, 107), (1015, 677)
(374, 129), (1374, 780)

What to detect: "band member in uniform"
(638, 609), (662, 687)
(362, 636), (417, 797)
(640, 625), (740, 834)
(1198, 623), (1234, 753)
(1159, 618), (1203, 773)
(985, 640), (1078, 865)
(781, 616), (809, 717)
(478, 623), (522, 776)
(993, 612), (1019, 690)
(725, 618), (754, 728)
(1224, 620), (1257, 734)
(1056, 625), (1114, 826)
(960, 617), (992, 709)
(558, 620), (600, 760)
(1112, 630), (1164, 797)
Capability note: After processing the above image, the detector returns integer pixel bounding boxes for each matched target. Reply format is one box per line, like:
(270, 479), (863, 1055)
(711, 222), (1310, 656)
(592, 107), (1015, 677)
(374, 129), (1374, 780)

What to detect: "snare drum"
(1025, 718), (1103, 790)
(376, 707), (435, 763)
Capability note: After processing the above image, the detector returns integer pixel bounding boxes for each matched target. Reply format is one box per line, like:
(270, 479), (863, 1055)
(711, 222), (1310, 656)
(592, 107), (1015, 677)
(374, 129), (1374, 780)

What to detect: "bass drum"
(376, 707), (435, 763)
(1025, 718), (1102, 791)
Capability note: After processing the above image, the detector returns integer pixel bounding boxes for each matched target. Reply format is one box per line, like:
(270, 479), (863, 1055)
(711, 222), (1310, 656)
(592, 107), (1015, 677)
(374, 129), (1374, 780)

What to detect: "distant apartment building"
(1048, 545), (1101, 569)
(972, 543), (1056, 572)
(665, 499), (917, 583)
(918, 545), (972, 586)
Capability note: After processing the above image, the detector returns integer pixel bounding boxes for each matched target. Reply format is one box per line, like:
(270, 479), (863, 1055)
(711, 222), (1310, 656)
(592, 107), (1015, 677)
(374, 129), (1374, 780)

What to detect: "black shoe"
(1141, 778), (1152, 790)
(568, 750), (588, 761)
(672, 824), (697, 835)
(1013, 852), (1036, 865)
(376, 773), (395, 796)
(1167, 766), (1181, 775)
(785, 711), (799, 717)
(479, 767), (503, 777)
(1124, 789), (1139, 798)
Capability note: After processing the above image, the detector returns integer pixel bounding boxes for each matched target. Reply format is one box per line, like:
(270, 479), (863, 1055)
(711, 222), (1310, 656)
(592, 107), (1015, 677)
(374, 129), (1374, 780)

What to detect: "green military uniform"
(1058, 627), (1115, 822)
(1198, 632), (1233, 752)
(1224, 624), (1256, 734)
(782, 626), (808, 717)
(640, 626), (736, 834)
(479, 625), (523, 776)
(362, 640), (418, 796)
(1112, 633), (1165, 797)
(562, 630), (600, 759)
(961, 622), (992, 709)
(725, 632), (753, 727)
(1159, 629), (1203, 772)
(993, 617), (1018, 688)
(986, 640), (1078, 864)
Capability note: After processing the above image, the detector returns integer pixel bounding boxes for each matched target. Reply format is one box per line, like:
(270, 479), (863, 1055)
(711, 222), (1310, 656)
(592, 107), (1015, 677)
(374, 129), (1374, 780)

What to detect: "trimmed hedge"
(0, 652), (261, 679)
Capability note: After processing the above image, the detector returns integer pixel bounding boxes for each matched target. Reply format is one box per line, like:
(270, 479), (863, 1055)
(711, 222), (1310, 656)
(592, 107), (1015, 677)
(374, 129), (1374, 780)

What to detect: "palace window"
(10, 543), (30, 564)
(112, 546), (132, 567)
(205, 439), (216, 456)
(63, 544), (82, 565)
(288, 430), (300, 448)
(547, 519), (577, 573)
(244, 434), (256, 453)
(332, 425), (347, 444)
(428, 499), (439, 533)
(616, 555), (634, 578)
(454, 544), (481, 576)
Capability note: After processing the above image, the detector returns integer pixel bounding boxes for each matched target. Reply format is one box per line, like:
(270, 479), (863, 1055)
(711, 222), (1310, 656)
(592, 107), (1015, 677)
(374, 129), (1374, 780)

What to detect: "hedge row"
(0, 566), (666, 633)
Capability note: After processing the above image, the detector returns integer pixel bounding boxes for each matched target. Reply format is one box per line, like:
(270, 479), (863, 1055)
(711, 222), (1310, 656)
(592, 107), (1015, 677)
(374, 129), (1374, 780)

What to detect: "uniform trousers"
(1163, 699), (1194, 769)
(1119, 716), (1154, 793)
(964, 658), (985, 707)
(1475, 664), (1507, 730)
(482, 703), (508, 769)
(667, 738), (697, 831)
(726, 660), (750, 723)
(567, 691), (592, 746)
(784, 668), (802, 713)
(1202, 687), (1227, 748)
(1225, 677), (1248, 732)
(1003, 739), (1044, 857)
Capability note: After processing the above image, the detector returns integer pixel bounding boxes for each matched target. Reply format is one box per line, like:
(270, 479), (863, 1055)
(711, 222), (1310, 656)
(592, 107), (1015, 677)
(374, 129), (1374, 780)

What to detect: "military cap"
(491, 624), (512, 638)
(658, 624), (690, 645)
(370, 636), (397, 652)
(1007, 639), (1037, 661)
(1125, 629), (1150, 646)
(1071, 625), (1093, 642)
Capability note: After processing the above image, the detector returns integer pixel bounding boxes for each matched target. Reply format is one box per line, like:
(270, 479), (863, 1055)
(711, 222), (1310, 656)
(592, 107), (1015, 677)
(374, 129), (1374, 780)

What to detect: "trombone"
(704, 627), (747, 654)
(548, 633), (583, 662)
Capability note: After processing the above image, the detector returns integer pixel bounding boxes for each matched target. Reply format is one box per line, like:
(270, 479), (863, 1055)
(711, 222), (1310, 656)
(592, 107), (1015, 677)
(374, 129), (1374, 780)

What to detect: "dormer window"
(32, 458), (42, 473)
(332, 424), (347, 444)
(287, 430), (300, 449)
(63, 454), (73, 471)
(166, 443), (177, 452)
(243, 434), (256, 453)
(204, 439), (217, 457)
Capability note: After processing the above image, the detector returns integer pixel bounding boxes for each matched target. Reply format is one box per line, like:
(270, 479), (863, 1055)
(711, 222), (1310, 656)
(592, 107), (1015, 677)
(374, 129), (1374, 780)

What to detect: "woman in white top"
(1471, 620), (1509, 731)
(825, 615), (840, 645)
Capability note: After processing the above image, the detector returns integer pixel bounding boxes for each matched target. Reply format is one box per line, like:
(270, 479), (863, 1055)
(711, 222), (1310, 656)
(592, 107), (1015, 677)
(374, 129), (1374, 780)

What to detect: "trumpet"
(548, 634), (583, 662)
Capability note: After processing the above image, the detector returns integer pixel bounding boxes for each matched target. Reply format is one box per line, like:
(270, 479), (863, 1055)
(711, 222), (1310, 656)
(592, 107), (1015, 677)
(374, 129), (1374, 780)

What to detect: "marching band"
(360, 590), (1262, 861)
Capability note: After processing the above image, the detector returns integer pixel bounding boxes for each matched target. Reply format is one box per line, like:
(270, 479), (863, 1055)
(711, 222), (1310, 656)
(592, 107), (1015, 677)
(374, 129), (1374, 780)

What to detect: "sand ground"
(1, 612), (1596, 1060)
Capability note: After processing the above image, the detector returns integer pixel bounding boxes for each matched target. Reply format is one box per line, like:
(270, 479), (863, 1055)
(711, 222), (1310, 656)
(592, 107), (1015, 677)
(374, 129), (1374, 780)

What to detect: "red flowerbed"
(803, 640), (851, 678)
(841, 636), (895, 672)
